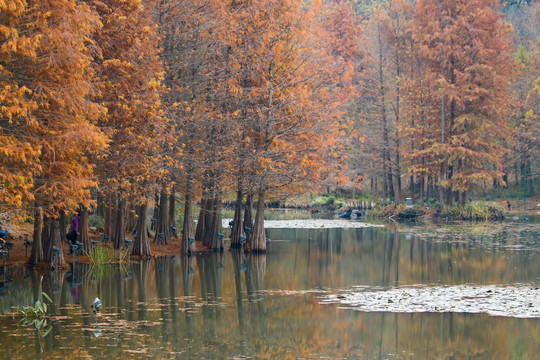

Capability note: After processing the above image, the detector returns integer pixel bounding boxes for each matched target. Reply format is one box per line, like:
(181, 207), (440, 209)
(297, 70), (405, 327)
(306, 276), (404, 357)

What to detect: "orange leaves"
(91, 0), (165, 200)
(396, 0), (517, 193)
(0, 0), (109, 214)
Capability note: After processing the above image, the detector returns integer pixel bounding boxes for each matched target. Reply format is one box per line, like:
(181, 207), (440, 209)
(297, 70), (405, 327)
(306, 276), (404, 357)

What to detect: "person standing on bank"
(66, 211), (80, 245)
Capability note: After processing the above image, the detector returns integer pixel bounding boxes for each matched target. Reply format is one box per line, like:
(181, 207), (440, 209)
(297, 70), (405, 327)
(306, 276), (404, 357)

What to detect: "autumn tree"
(157, 0), (232, 254)
(410, 0), (516, 205)
(0, 0), (107, 267)
(505, 2), (540, 193)
(0, 2), (40, 218)
(314, 0), (366, 198)
(236, 0), (344, 253)
(90, 0), (165, 255)
(361, 7), (396, 201)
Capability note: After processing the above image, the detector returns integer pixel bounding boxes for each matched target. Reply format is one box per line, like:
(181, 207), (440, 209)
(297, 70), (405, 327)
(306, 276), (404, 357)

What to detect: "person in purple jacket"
(66, 211), (80, 245)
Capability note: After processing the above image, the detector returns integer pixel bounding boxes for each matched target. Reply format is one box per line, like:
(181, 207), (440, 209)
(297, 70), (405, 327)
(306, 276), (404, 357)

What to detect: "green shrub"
(89, 215), (105, 231)
(312, 195), (336, 208)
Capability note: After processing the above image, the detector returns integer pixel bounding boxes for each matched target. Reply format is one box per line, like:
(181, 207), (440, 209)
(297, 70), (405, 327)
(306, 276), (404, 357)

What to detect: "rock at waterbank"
(337, 208), (364, 219)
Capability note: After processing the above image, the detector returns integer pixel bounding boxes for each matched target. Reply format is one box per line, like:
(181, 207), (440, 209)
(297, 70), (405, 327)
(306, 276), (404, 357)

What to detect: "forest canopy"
(1, 0), (538, 259)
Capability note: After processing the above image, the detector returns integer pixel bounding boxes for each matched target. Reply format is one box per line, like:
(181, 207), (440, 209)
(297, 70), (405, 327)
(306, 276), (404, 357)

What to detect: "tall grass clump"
(86, 243), (130, 265)
(440, 201), (505, 221)
(87, 244), (115, 265)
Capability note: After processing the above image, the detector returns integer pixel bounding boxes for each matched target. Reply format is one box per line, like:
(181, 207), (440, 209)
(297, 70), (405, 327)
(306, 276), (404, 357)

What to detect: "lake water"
(1, 217), (540, 359)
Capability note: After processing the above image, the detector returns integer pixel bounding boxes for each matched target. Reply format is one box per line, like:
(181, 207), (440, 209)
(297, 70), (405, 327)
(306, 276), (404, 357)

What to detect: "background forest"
(0, 0), (538, 261)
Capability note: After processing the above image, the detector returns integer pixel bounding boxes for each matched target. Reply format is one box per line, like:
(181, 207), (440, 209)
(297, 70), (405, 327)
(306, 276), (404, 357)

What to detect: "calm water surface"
(1, 218), (540, 359)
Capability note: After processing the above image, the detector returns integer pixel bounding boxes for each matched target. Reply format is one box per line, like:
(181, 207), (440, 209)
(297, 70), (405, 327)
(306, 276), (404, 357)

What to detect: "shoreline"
(2, 209), (538, 269)
(0, 231), (212, 270)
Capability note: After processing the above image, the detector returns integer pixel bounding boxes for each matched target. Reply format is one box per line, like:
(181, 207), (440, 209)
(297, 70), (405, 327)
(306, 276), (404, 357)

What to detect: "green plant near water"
(86, 243), (130, 265)
(85, 243), (130, 281)
(13, 291), (53, 337)
(441, 201), (505, 221)
(13, 291), (52, 319)
(87, 243), (115, 265)
(311, 195), (346, 209)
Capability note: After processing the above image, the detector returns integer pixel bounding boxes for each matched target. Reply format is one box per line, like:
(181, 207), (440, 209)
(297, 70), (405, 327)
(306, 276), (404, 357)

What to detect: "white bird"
(91, 297), (101, 313)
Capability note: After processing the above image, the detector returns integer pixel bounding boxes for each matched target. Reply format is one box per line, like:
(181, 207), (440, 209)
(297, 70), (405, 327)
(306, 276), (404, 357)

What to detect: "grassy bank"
(369, 201), (506, 221)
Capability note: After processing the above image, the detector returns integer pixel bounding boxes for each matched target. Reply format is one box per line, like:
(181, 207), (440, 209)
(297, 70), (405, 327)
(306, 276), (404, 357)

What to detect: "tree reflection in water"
(181, 255), (195, 340)
(245, 253), (267, 340)
(0, 222), (540, 358)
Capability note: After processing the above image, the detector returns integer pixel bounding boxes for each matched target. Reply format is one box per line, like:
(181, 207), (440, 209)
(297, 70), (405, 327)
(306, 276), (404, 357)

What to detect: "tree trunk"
(377, 20), (393, 202)
(113, 198), (125, 249)
(439, 168), (446, 207)
(42, 214), (52, 263)
(46, 217), (65, 269)
(514, 162), (519, 188)
(105, 193), (113, 239)
(410, 175), (415, 202)
(527, 161), (534, 195)
(202, 196), (214, 248)
(419, 177), (425, 206)
(79, 206), (90, 253)
(393, 14), (403, 206)
(206, 192), (223, 251)
(244, 192), (253, 231)
(154, 185), (170, 245)
(195, 195), (208, 244)
(152, 193), (159, 231)
(251, 189), (267, 253)
(502, 171), (508, 188)
(59, 210), (66, 244)
(132, 203), (151, 257)
(168, 187), (177, 237)
(394, 148), (401, 204)
(382, 155), (388, 200)
(126, 203), (137, 233)
(230, 184), (244, 249)
(27, 206), (44, 266)
(96, 192), (104, 217)
(182, 178), (196, 256)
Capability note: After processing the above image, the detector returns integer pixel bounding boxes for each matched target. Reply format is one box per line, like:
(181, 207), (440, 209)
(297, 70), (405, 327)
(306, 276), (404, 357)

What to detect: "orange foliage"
(1, 0), (107, 215)
(91, 0), (165, 203)
(408, 0), (516, 194)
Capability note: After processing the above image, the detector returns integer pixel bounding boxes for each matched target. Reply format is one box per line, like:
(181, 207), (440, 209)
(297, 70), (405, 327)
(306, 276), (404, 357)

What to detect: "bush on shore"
(439, 202), (505, 221)
(369, 200), (504, 221)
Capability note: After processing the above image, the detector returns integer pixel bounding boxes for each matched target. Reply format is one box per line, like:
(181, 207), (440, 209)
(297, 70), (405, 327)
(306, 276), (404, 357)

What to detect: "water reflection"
(0, 222), (539, 358)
